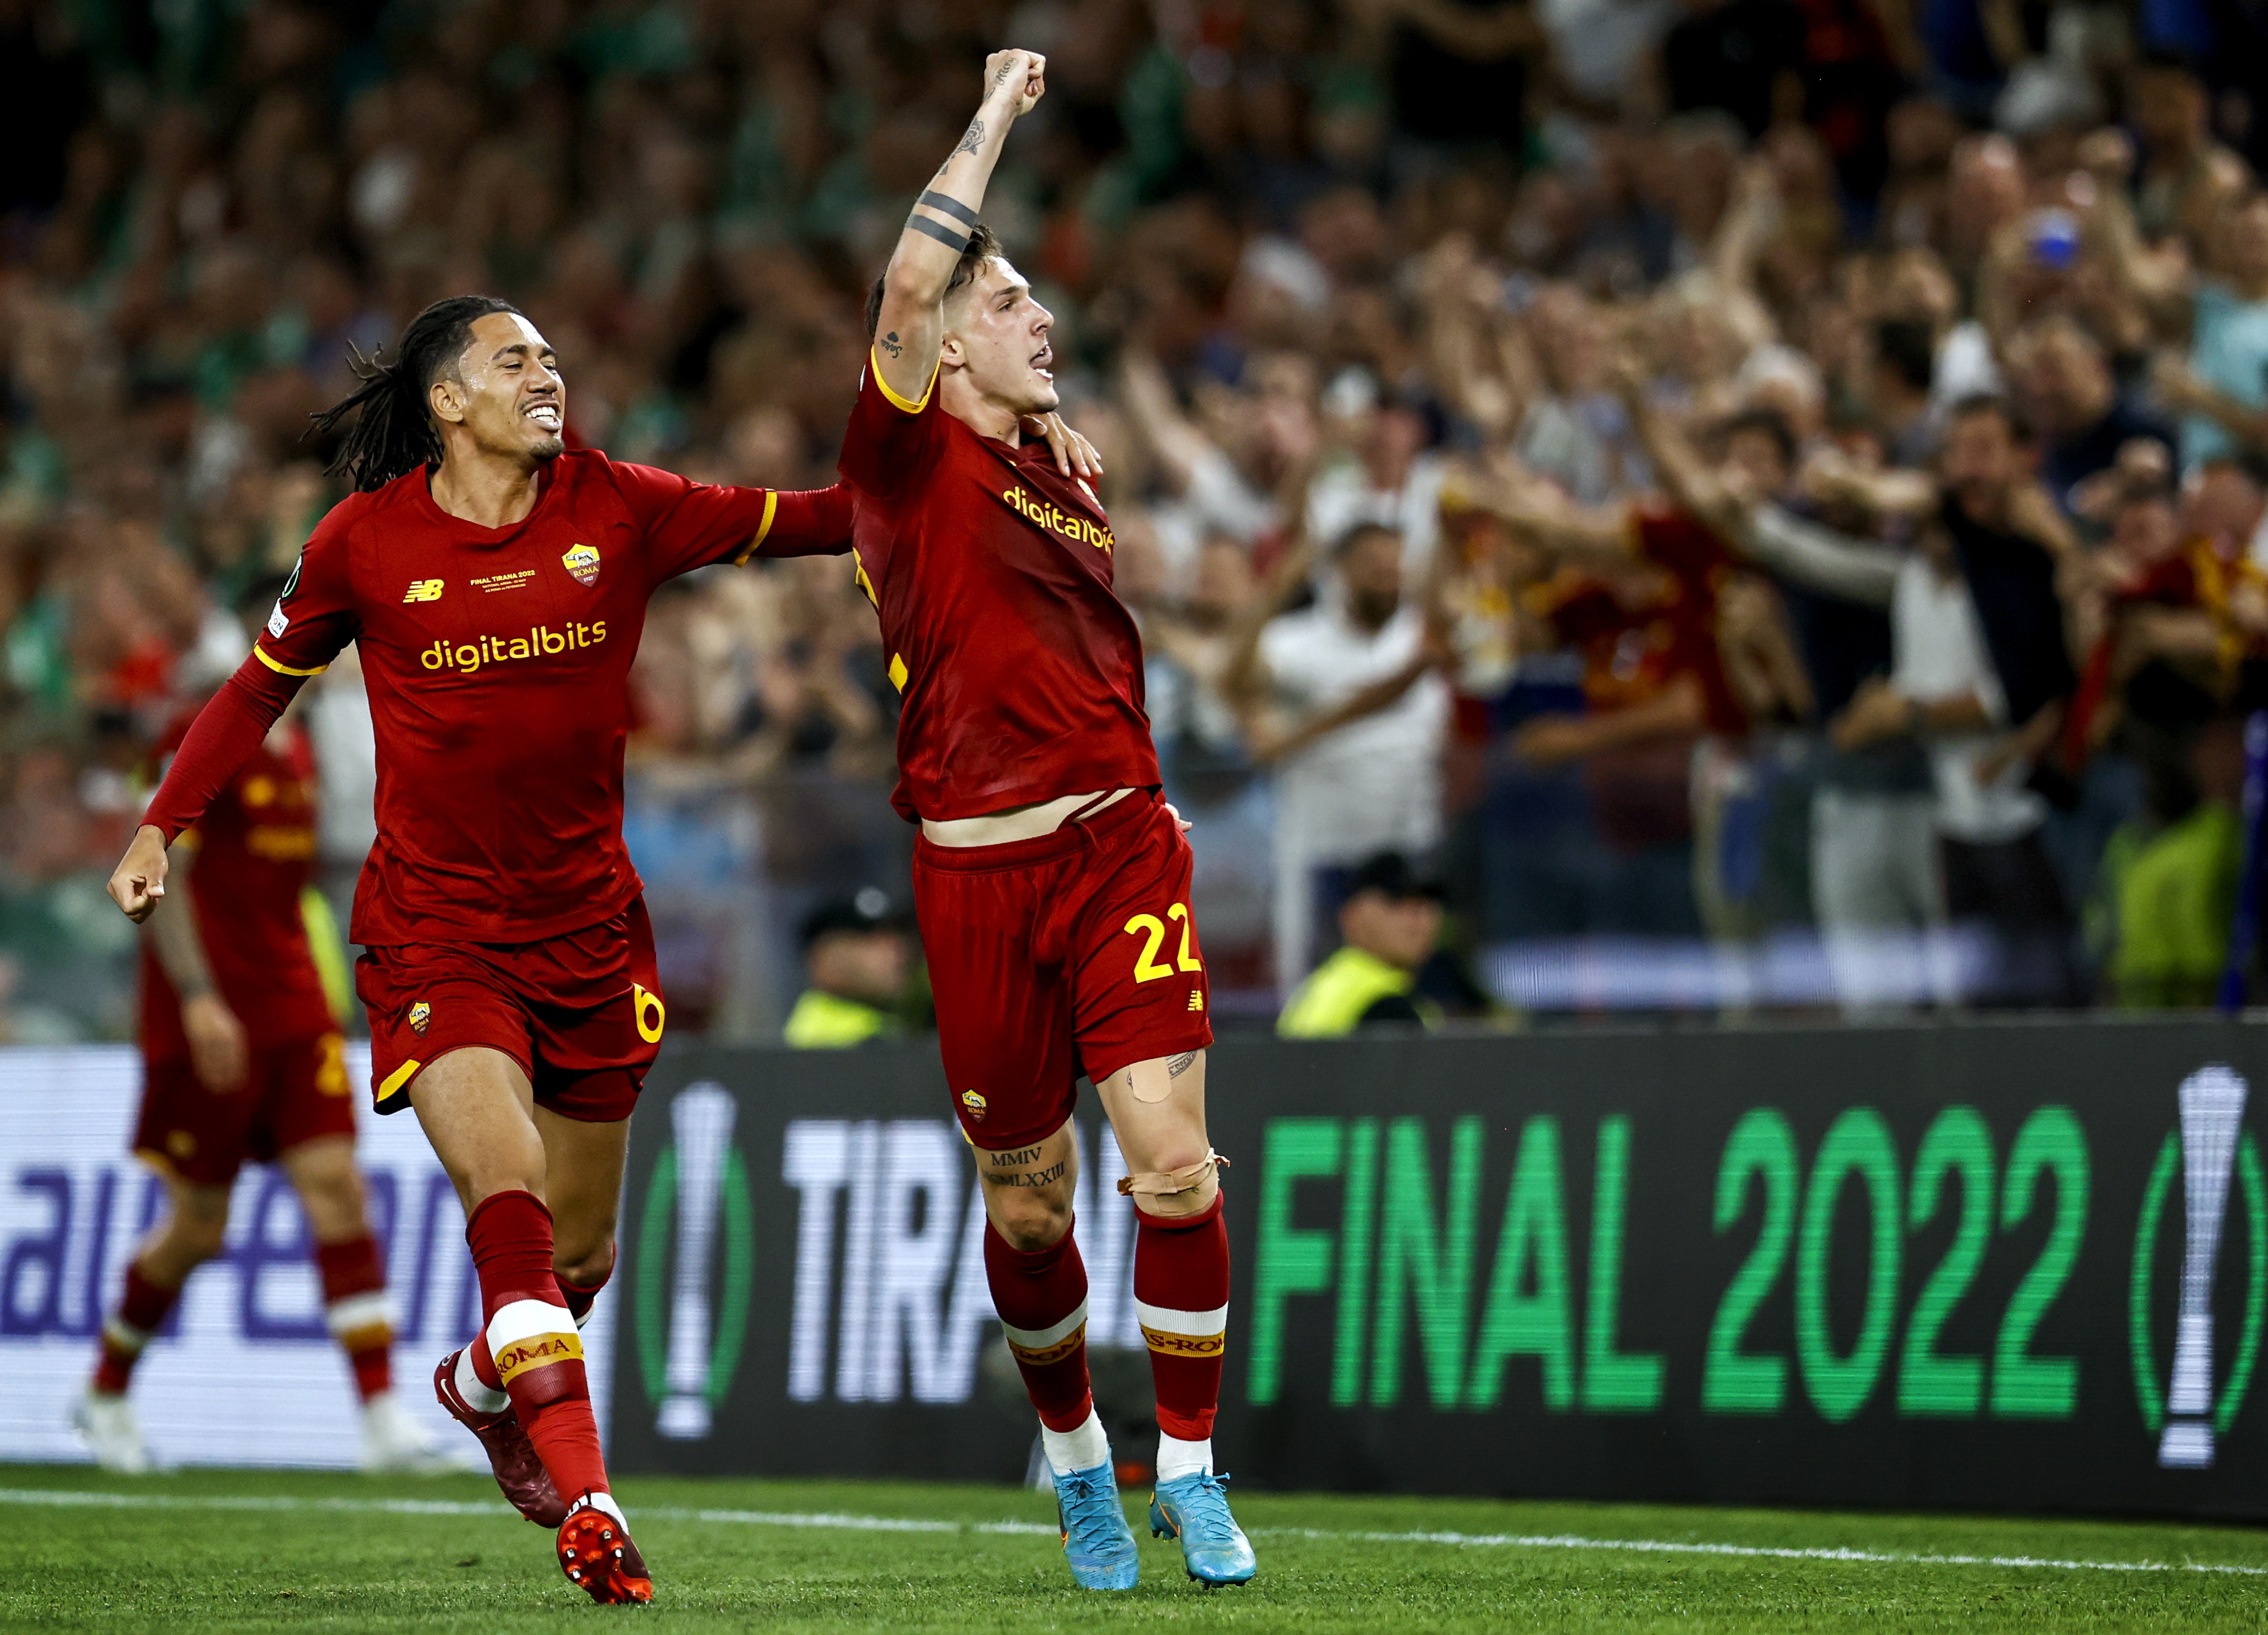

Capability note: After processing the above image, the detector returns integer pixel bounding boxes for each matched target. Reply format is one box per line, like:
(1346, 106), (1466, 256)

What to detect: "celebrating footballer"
(841, 47), (1254, 1590)
(105, 294), (863, 1603)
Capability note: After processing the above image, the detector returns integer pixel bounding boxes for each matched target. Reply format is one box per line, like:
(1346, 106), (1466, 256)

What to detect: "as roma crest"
(562, 543), (601, 587)
(960, 1088), (987, 1122)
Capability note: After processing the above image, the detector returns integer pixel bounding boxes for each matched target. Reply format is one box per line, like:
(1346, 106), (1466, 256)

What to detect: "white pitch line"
(5, 1487), (2263, 1578)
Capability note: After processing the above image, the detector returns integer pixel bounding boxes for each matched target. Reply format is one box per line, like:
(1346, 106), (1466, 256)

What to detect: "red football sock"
(1133, 1191), (1230, 1440)
(466, 1190), (609, 1500)
(556, 1252), (612, 1327)
(316, 1234), (393, 1402)
(92, 1261), (182, 1396)
(984, 1223), (1094, 1432)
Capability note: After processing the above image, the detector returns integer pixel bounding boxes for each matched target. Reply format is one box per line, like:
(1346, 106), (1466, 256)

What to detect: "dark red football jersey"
(139, 715), (334, 1058)
(836, 351), (1161, 822)
(239, 451), (850, 944)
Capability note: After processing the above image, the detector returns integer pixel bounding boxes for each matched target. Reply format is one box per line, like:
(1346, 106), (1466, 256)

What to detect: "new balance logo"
(403, 579), (444, 603)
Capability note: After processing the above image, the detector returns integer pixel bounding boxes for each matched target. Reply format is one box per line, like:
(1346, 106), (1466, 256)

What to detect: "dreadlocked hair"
(307, 295), (524, 492)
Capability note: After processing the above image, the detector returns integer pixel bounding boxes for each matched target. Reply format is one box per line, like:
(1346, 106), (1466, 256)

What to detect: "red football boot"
(557, 1491), (653, 1605)
(433, 1350), (567, 1527)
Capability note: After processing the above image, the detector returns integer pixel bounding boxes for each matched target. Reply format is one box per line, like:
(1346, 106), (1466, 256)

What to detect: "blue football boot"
(1053, 1461), (1139, 1591)
(1149, 1471), (1257, 1586)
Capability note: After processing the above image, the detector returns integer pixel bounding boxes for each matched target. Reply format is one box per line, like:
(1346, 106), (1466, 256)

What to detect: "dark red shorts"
(357, 897), (664, 1123)
(915, 790), (1213, 1151)
(134, 1032), (356, 1188)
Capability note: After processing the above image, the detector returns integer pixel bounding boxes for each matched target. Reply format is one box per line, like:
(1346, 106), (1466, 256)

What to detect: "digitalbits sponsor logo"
(2132, 1064), (2268, 1469)
(634, 1084), (754, 1441)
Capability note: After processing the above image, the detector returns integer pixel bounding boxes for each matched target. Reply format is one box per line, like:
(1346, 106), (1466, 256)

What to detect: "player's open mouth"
(525, 403), (562, 431)
(1031, 345), (1053, 378)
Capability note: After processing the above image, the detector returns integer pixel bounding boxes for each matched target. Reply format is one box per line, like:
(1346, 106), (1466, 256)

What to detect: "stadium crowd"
(0, 0), (2265, 1038)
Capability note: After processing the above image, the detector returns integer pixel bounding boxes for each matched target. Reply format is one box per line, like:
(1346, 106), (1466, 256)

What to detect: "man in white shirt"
(1241, 522), (1451, 989)
(1833, 518), (2078, 1005)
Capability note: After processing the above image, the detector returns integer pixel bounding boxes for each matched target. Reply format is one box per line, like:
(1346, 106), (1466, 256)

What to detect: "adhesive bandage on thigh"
(1118, 1150), (1230, 1199)
(1134, 1298), (1229, 1359)
(1001, 1298), (1089, 1367)
(484, 1297), (584, 1385)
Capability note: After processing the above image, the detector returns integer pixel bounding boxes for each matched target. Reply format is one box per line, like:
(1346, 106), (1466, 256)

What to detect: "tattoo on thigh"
(988, 1145), (1043, 1167)
(986, 1159), (1067, 1189)
(1167, 1052), (1197, 1078)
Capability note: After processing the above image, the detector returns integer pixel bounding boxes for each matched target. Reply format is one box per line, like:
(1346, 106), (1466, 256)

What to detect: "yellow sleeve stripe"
(871, 347), (938, 415)
(254, 646), (328, 677)
(732, 489), (780, 567)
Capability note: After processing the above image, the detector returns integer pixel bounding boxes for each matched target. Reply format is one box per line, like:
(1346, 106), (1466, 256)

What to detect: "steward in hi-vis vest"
(1278, 851), (1445, 1038)
(783, 890), (909, 1049)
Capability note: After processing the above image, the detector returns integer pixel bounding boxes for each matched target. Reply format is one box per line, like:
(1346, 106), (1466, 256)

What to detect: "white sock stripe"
(325, 1292), (392, 1336)
(999, 1299), (1090, 1351)
(453, 1349), (507, 1415)
(486, 1297), (575, 1351)
(1133, 1298), (1228, 1338)
(102, 1317), (151, 1353)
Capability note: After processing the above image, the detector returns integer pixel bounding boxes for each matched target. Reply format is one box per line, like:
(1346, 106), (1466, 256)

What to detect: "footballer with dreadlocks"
(106, 294), (1100, 1602)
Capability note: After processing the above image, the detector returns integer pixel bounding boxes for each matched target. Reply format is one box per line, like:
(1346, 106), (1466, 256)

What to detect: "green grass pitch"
(8, 1464), (2268, 1633)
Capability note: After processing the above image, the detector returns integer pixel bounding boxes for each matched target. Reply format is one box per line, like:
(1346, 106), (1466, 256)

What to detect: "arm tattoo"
(918, 189), (979, 227)
(954, 117), (986, 159)
(878, 331), (903, 358)
(1167, 1051), (1197, 1078)
(905, 213), (970, 251)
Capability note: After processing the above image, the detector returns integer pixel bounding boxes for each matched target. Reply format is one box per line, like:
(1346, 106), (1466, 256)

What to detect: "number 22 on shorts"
(1124, 902), (1202, 982)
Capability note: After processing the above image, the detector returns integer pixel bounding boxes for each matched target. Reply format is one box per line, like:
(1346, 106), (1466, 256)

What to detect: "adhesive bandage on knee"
(1117, 1150), (1229, 1199)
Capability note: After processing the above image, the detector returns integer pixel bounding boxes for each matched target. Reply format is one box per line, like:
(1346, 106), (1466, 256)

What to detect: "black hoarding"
(609, 1019), (2268, 1519)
